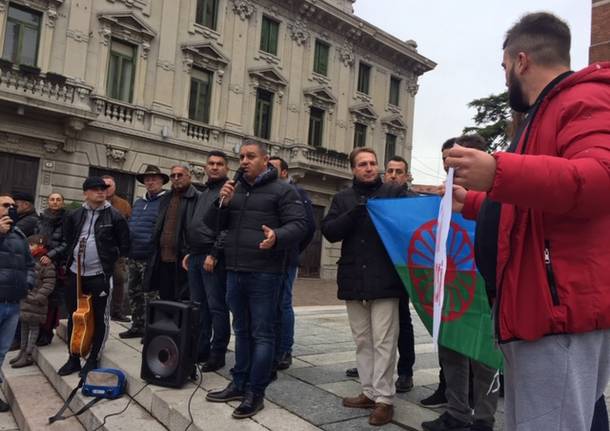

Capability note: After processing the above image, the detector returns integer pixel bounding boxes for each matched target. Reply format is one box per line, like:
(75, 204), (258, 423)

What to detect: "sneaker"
(11, 354), (33, 368)
(58, 356), (81, 376)
(119, 327), (144, 339)
(79, 359), (98, 378)
(206, 382), (245, 403)
(422, 412), (471, 431)
(420, 387), (448, 408)
(232, 392), (264, 419)
(345, 367), (359, 378)
(396, 375), (414, 393)
(0, 399), (9, 413)
(276, 352), (292, 370)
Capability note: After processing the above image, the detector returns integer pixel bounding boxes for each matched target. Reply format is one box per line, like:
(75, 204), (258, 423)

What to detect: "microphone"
(219, 168), (244, 208)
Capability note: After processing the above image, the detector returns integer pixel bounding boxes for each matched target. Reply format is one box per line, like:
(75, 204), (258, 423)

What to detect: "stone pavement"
(2, 304), (608, 430)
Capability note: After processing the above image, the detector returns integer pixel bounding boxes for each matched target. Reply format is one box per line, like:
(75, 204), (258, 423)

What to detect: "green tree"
(463, 91), (511, 152)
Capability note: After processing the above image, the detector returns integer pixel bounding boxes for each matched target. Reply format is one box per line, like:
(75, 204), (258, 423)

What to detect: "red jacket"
(463, 63), (610, 342)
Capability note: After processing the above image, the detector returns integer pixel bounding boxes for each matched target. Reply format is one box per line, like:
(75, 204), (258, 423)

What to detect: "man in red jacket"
(445, 12), (610, 431)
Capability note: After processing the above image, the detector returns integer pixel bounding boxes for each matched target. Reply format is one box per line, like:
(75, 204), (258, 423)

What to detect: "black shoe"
(36, 333), (53, 347)
(422, 412), (471, 431)
(276, 352), (292, 370)
(58, 356), (81, 376)
(201, 358), (225, 373)
(396, 374), (414, 393)
(232, 392), (264, 419)
(206, 382), (245, 403)
(420, 386), (448, 408)
(119, 327), (144, 339)
(111, 314), (131, 323)
(470, 420), (493, 431)
(0, 399), (9, 412)
(79, 359), (98, 378)
(345, 367), (359, 378)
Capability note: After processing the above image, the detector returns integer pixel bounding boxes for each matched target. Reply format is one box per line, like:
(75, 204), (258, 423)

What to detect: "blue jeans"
(188, 254), (230, 361)
(0, 303), (20, 371)
(226, 271), (282, 396)
(277, 266), (298, 355)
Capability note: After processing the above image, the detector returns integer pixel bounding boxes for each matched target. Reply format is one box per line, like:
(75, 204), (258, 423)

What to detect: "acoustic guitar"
(70, 237), (95, 357)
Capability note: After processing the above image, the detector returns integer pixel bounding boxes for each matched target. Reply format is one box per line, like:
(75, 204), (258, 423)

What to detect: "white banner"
(433, 168), (454, 347)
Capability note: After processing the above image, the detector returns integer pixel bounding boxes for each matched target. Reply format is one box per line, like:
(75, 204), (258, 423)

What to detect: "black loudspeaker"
(140, 300), (200, 388)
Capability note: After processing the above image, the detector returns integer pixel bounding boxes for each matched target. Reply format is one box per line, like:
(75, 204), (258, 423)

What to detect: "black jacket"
(64, 204), (130, 276)
(0, 227), (35, 302)
(188, 178), (227, 258)
(16, 208), (39, 237)
(287, 182), (316, 267)
(205, 167), (308, 273)
(144, 185), (199, 292)
(37, 208), (67, 264)
(322, 178), (406, 301)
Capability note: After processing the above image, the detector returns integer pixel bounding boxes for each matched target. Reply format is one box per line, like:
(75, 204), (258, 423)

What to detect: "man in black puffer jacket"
(204, 140), (307, 420)
(322, 147), (407, 427)
(12, 192), (39, 237)
(0, 194), (35, 412)
(58, 177), (130, 378)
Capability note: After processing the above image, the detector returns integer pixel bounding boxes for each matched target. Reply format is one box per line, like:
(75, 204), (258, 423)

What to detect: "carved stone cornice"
(97, 11), (156, 48)
(288, 19), (310, 46)
(232, 0), (256, 21)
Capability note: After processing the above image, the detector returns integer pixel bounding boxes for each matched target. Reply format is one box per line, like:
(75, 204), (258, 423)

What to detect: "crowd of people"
(0, 10), (608, 431)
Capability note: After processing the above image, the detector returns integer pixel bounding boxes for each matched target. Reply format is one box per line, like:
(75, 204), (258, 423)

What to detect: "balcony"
(0, 63), (94, 120)
(90, 96), (146, 126)
(282, 145), (351, 179)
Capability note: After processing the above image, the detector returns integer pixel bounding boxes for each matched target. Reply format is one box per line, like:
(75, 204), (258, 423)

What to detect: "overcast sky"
(354, 0), (592, 185)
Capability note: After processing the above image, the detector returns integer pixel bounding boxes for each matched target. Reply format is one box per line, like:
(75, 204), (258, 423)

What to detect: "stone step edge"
(33, 340), (169, 431)
(2, 351), (85, 431)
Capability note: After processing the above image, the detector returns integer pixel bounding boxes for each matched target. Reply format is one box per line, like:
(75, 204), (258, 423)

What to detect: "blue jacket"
(0, 227), (35, 302)
(128, 190), (166, 260)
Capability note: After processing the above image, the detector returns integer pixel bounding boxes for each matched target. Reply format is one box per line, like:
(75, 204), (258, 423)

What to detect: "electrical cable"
(185, 363), (205, 431)
(92, 382), (151, 431)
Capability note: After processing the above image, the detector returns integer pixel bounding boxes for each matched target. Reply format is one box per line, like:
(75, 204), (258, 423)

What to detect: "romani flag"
(367, 195), (503, 370)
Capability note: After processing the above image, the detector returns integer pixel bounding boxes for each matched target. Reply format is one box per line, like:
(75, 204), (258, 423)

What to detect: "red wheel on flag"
(407, 220), (477, 322)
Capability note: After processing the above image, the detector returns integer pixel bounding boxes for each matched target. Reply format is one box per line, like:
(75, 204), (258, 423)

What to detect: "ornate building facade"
(0, 0), (434, 278)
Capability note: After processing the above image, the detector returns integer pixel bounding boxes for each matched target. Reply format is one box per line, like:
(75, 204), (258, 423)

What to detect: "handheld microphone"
(219, 168), (244, 208)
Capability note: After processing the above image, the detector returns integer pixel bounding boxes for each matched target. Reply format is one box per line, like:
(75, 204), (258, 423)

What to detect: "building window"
(389, 76), (401, 106)
(260, 16), (279, 56)
(2, 4), (42, 66)
(308, 107), (325, 147)
(385, 134), (397, 165)
(189, 69), (213, 124)
(354, 123), (367, 148)
(107, 39), (136, 103)
(254, 88), (273, 139)
(357, 63), (371, 95)
(196, 0), (218, 30)
(313, 40), (329, 76)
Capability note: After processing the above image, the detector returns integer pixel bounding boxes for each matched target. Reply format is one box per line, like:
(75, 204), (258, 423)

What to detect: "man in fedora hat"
(119, 165), (168, 339)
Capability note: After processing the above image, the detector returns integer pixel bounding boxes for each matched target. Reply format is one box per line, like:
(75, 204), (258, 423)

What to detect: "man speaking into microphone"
(204, 139), (308, 420)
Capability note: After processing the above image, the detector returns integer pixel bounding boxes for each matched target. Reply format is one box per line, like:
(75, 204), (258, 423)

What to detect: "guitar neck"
(77, 238), (85, 298)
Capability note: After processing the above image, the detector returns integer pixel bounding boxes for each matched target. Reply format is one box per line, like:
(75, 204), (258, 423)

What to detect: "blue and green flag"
(368, 195), (503, 370)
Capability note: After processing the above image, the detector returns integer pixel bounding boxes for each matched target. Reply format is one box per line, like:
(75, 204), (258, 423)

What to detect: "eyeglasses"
(1, 203), (15, 208)
(170, 173), (184, 179)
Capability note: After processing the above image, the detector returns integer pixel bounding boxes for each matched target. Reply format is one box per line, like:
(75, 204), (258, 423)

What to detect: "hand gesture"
(219, 181), (236, 207)
(203, 255), (217, 272)
(40, 255), (51, 266)
(0, 216), (12, 235)
(445, 145), (496, 191)
(181, 254), (190, 271)
(259, 225), (277, 249)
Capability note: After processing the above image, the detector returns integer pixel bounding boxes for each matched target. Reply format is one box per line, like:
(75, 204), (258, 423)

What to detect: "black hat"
(11, 191), (34, 203)
(82, 176), (110, 191)
(136, 165), (170, 184)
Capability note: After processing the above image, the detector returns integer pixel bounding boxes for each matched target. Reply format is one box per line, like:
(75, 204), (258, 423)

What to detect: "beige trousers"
(346, 298), (400, 405)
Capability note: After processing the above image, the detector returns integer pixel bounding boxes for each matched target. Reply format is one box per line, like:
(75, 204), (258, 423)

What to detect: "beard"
(507, 67), (530, 113)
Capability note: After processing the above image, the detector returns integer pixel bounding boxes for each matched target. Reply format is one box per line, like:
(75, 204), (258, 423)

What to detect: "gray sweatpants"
(501, 329), (610, 431)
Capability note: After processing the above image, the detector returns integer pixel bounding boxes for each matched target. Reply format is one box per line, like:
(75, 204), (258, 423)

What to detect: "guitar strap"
(48, 378), (102, 424)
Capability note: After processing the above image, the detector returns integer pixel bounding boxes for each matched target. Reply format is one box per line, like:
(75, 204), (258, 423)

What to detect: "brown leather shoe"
(342, 393), (375, 409)
(369, 403), (394, 426)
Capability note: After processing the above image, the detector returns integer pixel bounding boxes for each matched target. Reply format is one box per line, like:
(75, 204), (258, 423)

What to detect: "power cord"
(185, 363), (205, 431)
(92, 382), (151, 431)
